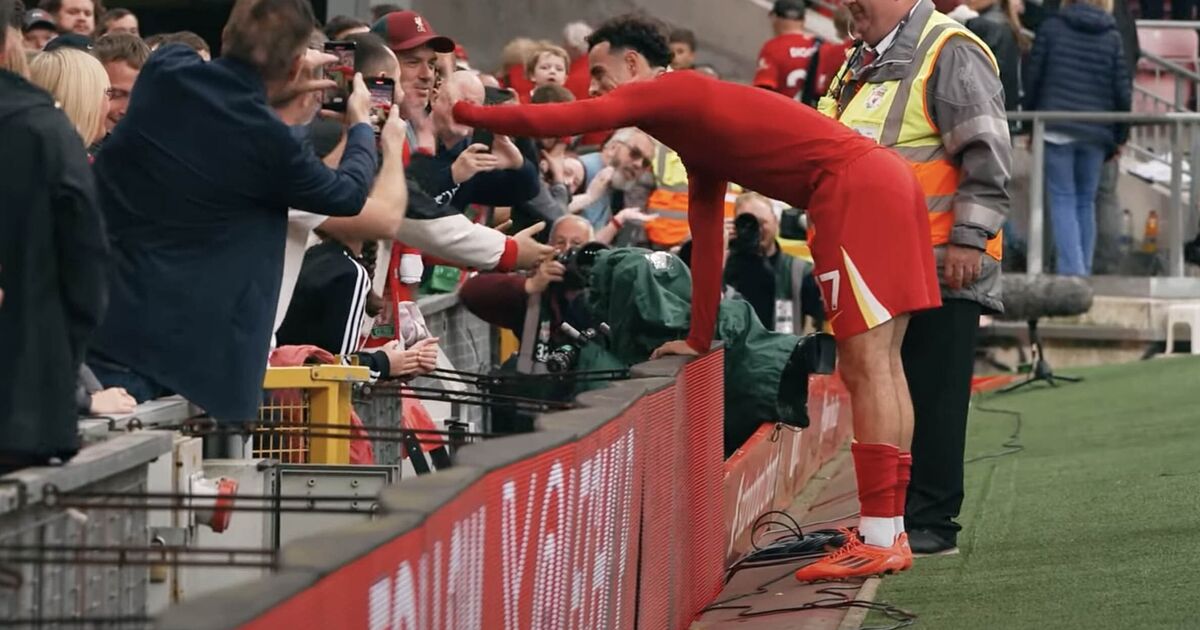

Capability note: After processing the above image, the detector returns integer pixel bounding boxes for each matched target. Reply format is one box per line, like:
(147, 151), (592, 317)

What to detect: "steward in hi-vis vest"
(817, 0), (1012, 557)
(643, 143), (738, 248)
(818, 0), (1009, 311)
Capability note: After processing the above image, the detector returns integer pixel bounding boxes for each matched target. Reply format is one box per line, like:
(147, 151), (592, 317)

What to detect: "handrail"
(1139, 49), (1200, 84)
(1006, 110), (1200, 122)
(1135, 19), (1200, 29)
(1010, 109), (1199, 278)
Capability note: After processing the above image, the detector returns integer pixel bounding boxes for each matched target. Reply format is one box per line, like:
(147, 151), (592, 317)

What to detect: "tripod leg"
(1000, 376), (1035, 394)
(1054, 375), (1084, 383)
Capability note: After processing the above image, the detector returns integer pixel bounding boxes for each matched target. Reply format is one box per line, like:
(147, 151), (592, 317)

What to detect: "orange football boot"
(895, 532), (913, 571)
(794, 530), (909, 583)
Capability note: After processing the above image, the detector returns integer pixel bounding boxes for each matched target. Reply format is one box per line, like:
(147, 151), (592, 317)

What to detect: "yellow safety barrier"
(255, 365), (371, 465)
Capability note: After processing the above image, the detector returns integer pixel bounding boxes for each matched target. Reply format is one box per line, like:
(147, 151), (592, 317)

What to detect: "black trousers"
(902, 298), (982, 542)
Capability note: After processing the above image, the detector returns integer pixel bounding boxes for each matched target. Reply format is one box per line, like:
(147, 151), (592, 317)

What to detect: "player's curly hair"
(586, 13), (673, 69)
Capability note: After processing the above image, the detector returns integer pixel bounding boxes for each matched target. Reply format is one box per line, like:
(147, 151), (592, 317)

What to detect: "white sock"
(893, 516), (905, 540)
(858, 516), (895, 548)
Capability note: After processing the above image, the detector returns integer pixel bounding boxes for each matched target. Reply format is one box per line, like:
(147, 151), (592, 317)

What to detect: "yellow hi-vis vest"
(644, 144), (737, 247)
(817, 11), (1003, 261)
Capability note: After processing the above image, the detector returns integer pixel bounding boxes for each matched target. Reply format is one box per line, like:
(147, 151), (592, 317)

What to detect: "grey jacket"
(841, 0), (1011, 312)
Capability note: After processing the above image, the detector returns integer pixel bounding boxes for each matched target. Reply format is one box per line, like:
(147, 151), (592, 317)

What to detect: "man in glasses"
(574, 127), (655, 230)
(92, 32), (147, 134)
(454, 12), (939, 581)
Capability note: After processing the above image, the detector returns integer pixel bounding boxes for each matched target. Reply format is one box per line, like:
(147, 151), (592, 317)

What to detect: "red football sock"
(851, 442), (899, 518)
(896, 452), (912, 517)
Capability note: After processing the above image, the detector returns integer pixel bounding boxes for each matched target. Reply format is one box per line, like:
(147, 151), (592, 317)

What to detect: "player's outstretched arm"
(452, 86), (651, 139)
(651, 173), (727, 359)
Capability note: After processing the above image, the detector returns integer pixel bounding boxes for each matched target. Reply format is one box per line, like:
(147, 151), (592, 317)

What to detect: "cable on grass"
(965, 394), (1025, 464)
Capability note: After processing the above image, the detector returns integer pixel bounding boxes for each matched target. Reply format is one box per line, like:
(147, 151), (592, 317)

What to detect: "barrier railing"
(0, 432), (174, 627)
(1008, 110), (1200, 277)
(155, 348), (855, 630)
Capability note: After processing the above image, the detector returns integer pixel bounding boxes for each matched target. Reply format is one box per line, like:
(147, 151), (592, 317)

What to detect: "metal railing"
(1008, 110), (1200, 277)
(1131, 50), (1200, 157)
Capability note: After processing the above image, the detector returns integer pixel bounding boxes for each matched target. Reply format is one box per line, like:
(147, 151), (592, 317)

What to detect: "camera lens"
(732, 214), (762, 254)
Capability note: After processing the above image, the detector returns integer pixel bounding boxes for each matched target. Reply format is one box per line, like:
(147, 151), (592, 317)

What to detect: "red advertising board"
(722, 374), (853, 565)
(161, 351), (844, 630)
(240, 408), (642, 630)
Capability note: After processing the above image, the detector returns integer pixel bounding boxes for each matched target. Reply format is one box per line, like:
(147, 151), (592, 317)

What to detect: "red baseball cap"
(370, 11), (455, 54)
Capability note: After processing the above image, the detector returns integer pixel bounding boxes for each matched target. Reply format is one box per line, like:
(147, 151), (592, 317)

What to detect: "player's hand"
(650, 340), (700, 360)
(943, 244), (984, 290)
(525, 261), (566, 295)
(379, 104), (408, 161)
(346, 73), (372, 127)
(512, 222), (555, 269)
(451, 144), (500, 183)
(492, 135), (525, 170)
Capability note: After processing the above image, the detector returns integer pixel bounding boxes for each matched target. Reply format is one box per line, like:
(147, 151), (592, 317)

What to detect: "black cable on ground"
(965, 393), (1025, 465)
(706, 512), (917, 628)
(702, 565), (916, 629)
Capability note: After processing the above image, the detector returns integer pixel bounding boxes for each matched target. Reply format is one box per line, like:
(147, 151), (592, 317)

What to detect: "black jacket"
(409, 137), (540, 211)
(90, 45), (378, 422)
(276, 241), (391, 379)
(0, 70), (108, 463)
(1024, 4), (1133, 150)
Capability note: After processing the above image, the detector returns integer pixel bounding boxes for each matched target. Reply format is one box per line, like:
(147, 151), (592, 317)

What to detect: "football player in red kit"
(454, 14), (939, 581)
(753, 0), (822, 103)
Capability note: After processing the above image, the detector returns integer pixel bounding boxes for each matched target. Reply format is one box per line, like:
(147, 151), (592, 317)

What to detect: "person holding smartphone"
(86, 0), (379, 427)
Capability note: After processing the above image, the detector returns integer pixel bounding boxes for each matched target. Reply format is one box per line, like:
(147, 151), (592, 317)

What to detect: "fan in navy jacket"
(88, 11), (378, 423)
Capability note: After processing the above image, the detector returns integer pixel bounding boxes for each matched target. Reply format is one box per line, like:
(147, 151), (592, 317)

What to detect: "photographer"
(459, 215), (595, 367)
(723, 192), (813, 333)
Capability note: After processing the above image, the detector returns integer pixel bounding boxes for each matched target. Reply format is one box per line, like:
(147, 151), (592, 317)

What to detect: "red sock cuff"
(895, 452), (912, 517)
(851, 442), (899, 518)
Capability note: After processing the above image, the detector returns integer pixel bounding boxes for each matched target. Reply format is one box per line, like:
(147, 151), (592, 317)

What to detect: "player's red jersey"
(753, 33), (821, 100)
(454, 71), (940, 352)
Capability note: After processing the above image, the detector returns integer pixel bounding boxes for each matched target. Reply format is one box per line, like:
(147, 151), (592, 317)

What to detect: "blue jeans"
(1045, 141), (1106, 276)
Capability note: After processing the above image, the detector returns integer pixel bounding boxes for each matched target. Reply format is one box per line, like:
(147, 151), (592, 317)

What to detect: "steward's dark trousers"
(902, 298), (982, 542)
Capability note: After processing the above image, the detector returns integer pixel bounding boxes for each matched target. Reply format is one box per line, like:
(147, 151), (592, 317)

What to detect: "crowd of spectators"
(0, 0), (1147, 471)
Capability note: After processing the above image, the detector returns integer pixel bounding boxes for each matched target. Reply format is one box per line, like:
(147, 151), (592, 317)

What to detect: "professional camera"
(730, 213), (764, 256)
(553, 241), (610, 291)
(546, 322), (612, 373)
(776, 332), (838, 427)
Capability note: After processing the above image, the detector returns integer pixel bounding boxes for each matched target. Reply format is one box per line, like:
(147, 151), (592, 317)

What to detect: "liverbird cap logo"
(414, 16), (426, 33)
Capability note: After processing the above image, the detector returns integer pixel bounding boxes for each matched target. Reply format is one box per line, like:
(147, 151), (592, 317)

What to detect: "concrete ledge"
(0, 431), (173, 516)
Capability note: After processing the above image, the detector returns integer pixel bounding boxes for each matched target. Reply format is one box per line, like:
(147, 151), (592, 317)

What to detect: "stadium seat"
(1134, 27), (1199, 114)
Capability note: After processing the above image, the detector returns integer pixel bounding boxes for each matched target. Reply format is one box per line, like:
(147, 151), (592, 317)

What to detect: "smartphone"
(471, 127), (494, 151)
(366, 77), (395, 136)
(322, 41), (357, 112)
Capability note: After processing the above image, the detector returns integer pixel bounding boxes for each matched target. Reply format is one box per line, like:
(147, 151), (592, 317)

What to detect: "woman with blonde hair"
(29, 47), (111, 147)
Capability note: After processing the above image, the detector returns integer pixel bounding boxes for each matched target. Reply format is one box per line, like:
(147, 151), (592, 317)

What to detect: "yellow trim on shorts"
(841, 247), (893, 329)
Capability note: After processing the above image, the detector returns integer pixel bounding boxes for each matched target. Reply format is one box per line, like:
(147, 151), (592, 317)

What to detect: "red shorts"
(806, 148), (941, 339)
